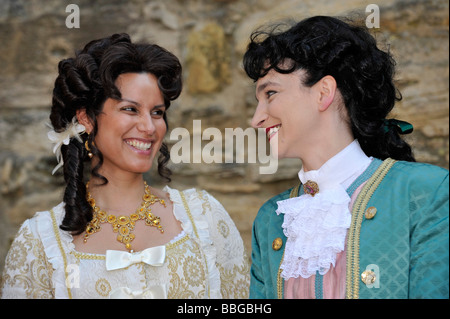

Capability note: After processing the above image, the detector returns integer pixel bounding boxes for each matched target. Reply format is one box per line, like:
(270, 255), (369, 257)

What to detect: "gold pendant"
(84, 181), (166, 252)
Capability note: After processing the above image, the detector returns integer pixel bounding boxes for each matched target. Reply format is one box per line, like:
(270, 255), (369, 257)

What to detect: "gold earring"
(85, 136), (93, 159)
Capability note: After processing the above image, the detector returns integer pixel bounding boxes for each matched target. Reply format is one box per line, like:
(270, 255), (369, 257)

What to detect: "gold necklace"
(84, 181), (166, 252)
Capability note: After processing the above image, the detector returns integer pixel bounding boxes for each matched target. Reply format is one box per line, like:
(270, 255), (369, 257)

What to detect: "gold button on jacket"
(361, 270), (376, 285)
(272, 238), (283, 251)
(365, 206), (377, 219)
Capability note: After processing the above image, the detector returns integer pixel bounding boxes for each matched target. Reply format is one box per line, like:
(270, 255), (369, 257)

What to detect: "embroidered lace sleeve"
(164, 187), (249, 299)
(199, 190), (250, 298)
(0, 219), (54, 299)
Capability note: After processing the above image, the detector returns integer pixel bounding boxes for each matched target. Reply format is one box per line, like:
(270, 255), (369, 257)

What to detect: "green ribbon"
(383, 119), (413, 134)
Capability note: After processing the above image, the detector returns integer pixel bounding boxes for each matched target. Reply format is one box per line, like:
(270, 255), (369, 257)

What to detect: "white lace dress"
(0, 187), (250, 299)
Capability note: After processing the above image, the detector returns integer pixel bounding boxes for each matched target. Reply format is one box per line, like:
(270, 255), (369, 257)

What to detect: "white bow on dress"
(105, 246), (166, 271)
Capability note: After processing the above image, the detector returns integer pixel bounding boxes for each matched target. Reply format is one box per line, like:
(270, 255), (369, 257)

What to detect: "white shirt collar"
(298, 140), (371, 191)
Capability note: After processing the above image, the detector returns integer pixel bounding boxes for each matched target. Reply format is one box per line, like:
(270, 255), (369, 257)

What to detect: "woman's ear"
(76, 109), (94, 133)
(317, 75), (337, 112)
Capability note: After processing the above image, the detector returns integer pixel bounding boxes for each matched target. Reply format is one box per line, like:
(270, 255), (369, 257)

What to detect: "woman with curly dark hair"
(1, 33), (249, 299)
(244, 16), (448, 299)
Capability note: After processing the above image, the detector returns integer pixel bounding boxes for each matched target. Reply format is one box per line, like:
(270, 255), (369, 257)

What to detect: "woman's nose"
(137, 114), (156, 135)
(251, 103), (268, 128)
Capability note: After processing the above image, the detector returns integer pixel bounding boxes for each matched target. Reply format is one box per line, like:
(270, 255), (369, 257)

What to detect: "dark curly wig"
(243, 16), (415, 162)
(50, 33), (182, 234)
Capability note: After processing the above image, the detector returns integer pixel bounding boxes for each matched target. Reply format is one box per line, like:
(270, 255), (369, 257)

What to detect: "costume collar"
(276, 140), (371, 279)
(298, 140), (371, 192)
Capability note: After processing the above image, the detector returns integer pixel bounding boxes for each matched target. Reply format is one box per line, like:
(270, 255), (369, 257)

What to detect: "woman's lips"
(265, 124), (281, 141)
(125, 139), (153, 152)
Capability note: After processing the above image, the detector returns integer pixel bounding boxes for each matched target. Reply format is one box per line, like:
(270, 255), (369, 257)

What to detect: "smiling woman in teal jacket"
(243, 16), (449, 299)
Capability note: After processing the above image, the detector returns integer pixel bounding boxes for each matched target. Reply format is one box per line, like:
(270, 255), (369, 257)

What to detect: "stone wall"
(0, 0), (448, 275)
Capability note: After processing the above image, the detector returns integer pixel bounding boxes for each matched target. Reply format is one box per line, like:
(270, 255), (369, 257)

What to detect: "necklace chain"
(84, 181), (166, 252)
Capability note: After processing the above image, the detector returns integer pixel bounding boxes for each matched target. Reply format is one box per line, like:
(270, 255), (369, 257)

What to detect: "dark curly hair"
(50, 33), (182, 234)
(243, 16), (415, 162)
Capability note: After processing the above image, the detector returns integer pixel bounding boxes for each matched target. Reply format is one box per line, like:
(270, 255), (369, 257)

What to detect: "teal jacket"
(250, 159), (449, 299)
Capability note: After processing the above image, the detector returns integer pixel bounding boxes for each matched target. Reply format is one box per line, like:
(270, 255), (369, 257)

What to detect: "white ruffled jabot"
(276, 140), (371, 279)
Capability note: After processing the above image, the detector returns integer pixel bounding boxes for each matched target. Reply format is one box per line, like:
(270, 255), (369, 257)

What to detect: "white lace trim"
(276, 140), (371, 279)
(276, 187), (351, 279)
(35, 202), (74, 298)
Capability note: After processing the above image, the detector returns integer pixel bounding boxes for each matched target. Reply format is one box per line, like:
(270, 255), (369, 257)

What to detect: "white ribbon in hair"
(47, 116), (86, 175)
(109, 285), (167, 299)
(105, 246), (166, 271)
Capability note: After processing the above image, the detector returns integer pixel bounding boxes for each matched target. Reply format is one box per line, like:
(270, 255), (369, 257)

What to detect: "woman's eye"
(152, 109), (165, 117)
(121, 106), (138, 113)
(266, 90), (276, 98)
